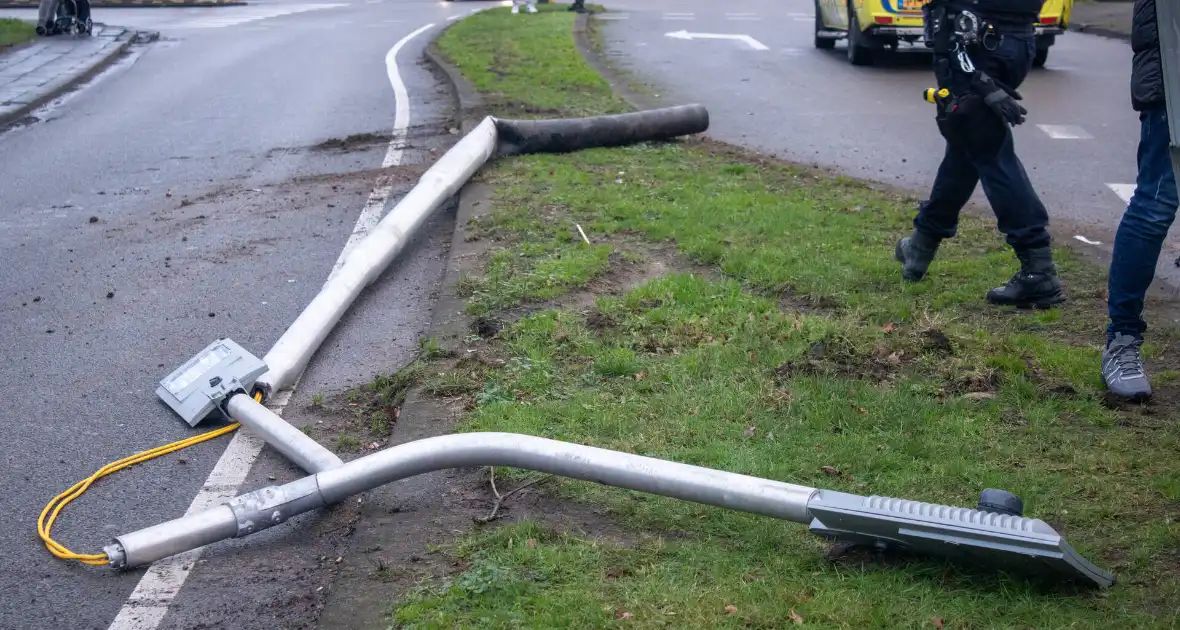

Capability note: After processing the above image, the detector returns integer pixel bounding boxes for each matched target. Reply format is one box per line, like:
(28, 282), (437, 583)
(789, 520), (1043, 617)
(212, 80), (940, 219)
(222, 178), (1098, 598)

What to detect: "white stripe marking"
(1108, 183), (1136, 206)
(447, 14), (463, 20)
(1037, 124), (1093, 140)
(727, 16), (762, 21)
(105, 21), (437, 630)
(1074, 235), (1103, 245)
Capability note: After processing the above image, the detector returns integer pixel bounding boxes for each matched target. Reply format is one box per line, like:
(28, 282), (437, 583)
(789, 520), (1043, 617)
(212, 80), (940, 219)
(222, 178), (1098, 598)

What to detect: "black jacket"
(948, 0), (1043, 29)
(1132, 0), (1164, 111)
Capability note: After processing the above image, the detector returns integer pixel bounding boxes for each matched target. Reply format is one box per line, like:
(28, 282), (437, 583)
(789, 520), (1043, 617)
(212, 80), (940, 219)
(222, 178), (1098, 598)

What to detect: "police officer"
(894, 0), (1063, 309)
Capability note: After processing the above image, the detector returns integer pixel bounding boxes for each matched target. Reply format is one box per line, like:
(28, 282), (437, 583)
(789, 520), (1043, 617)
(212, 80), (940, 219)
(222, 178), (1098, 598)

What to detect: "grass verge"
(397, 5), (1180, 629)
(0, 18), (36, 49)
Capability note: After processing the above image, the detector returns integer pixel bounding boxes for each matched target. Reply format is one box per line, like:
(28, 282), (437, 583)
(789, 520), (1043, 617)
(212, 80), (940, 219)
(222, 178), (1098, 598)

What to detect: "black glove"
(981, 83), (1027, 126)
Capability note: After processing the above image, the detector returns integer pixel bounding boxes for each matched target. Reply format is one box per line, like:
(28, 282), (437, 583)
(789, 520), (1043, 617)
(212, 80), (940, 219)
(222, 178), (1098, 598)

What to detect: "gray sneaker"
(1101, 333), (1152, 401)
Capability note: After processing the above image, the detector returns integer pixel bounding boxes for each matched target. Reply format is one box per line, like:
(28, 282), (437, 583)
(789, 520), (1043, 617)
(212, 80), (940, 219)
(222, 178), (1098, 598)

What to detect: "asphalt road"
(0, 1), (501, 628)
(594, 0), (1180, 297)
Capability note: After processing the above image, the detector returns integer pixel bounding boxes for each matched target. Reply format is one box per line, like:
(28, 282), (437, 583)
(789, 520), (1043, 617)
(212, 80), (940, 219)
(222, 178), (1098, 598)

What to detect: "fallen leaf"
(931, 616), (944, 629)
(748, 351), (757, 362)
(526, 539), (537, 548)
(724, 604), (738, 614)
(634, 371), (646, 381)
(789, 609), (804, 624)
(852, 404), (868, 414)
(963, 392), (995, 401)
(882, 322), (896, 333)
(615, 610), (633, 620)
(743, 426), (757, 437)
(821, 465), (842, 476)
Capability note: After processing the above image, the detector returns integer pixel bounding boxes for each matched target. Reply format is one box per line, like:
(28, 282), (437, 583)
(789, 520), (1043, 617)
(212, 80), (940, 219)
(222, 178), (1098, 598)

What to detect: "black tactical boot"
(894, 230), (941, 282)
(986, 247), (1065, 308)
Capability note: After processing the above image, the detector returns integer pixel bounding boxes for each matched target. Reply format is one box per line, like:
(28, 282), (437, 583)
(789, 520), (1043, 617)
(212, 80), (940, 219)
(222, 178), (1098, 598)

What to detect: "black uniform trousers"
(914, 32), (1051, 251)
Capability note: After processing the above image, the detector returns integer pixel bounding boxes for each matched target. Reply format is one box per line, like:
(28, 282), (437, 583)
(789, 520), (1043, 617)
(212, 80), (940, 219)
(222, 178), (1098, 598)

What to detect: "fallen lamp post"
(117, 105), (1114, 589)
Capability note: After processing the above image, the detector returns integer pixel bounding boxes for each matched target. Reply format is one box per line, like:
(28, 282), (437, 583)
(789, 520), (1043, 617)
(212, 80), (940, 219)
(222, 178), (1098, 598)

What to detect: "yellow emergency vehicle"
(813, 0), (1072, 67)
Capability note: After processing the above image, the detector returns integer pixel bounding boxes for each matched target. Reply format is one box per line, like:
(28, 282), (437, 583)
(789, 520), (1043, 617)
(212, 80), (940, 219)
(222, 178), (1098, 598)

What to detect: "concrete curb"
(0, 25), (145, 129)
(423, 32), (483, 134)
(573, 12), (657, 112)
(315, 19), (499, 630)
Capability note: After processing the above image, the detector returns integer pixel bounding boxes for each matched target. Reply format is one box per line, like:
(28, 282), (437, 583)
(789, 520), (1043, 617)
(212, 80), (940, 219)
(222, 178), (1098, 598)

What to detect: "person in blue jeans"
(1101, 0), (1173, 401)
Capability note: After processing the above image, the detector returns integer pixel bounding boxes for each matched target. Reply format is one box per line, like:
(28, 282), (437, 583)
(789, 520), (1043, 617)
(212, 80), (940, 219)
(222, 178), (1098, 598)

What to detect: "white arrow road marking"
(1037, 124), (1093, 140)
(665, 30), (769, 50)
(1108, 183), (1136, 206)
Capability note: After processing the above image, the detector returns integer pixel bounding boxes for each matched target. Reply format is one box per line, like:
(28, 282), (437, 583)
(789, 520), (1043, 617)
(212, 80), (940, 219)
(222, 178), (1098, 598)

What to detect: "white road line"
(447, 14), (463, 20)
(663, 12), (694, 20)
(170, 3), (345, 29)
(105, 21), (437, 630)
(787, 11), (813, 17)
(1037, 124), (1093, 140)
(1108, 183), (1136, 206)
(727, 16), (762, 21)
(1074, 235), (1103, 245)
(596, 14), (630, 20)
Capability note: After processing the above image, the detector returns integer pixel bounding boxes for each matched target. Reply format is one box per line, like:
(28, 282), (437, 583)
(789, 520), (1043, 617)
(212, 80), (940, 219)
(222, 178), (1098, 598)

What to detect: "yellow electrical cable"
(38, 391), (263, 566)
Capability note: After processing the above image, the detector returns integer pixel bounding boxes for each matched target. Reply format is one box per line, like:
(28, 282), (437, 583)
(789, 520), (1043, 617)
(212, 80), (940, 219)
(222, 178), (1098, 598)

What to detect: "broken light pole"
(115, 105), (1114, 589)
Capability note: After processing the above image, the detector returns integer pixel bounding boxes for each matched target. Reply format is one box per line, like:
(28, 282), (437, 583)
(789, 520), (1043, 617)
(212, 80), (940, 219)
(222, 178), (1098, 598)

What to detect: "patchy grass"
(390, 5), (1180, 629)
(0, 18), (36, 49)
(435, 3), (627, 118)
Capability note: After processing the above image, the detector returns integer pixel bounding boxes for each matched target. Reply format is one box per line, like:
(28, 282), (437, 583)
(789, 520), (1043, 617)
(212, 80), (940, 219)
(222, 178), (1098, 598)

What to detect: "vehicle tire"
(814, 0), (835, 49)
(846, 5), (873, 66)
(1032, 46), (1049, 68)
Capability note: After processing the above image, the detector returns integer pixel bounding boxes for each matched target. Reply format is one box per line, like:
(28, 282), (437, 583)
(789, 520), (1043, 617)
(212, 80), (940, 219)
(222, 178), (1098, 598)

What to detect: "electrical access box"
(156, 338), (268, 427)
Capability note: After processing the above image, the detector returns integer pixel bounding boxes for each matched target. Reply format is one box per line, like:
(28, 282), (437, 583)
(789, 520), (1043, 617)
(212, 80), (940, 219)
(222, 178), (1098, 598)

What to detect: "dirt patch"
(311, 132), (391, 153)
(492, 240), (719, 332)
(774, 337), (912, 384)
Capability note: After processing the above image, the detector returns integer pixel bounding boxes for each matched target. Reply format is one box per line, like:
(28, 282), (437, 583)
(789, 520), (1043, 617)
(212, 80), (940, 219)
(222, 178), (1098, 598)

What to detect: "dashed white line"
(1108, 183), (1136, 206)
(447, 14), (463, 21)
(1037, 124), (1093, 140)
(663, 12), (695, 20)
(104, 21), (438, 630)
